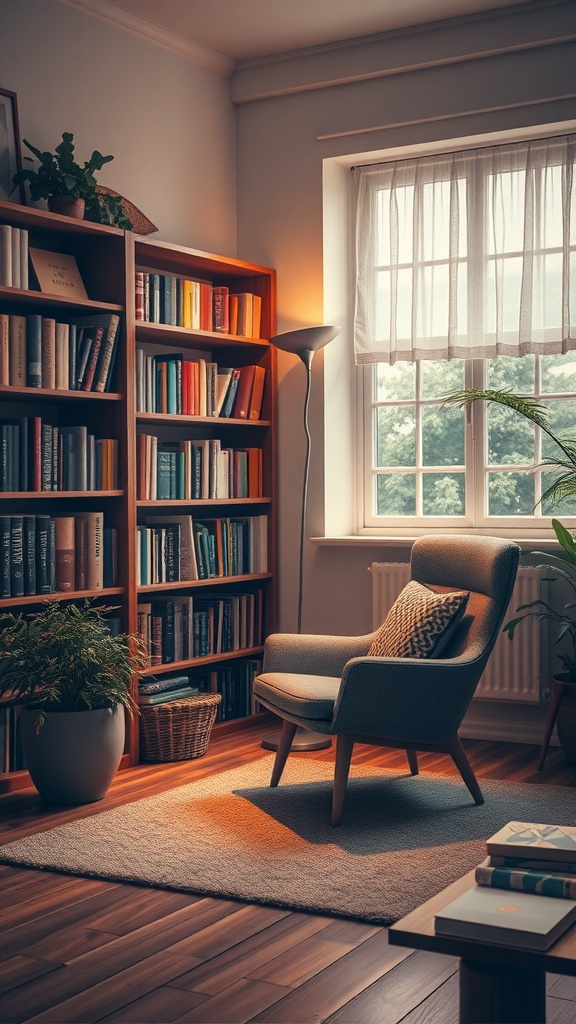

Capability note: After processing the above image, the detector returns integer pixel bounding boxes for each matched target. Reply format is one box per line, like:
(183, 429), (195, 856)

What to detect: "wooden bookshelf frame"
(0, 200), (277, 792)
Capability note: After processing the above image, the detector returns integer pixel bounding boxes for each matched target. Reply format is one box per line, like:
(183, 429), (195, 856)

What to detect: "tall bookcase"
(0, 199), (276, 793)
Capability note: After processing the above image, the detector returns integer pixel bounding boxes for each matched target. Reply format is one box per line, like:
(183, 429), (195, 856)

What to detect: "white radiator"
(370, 562), (548, 703)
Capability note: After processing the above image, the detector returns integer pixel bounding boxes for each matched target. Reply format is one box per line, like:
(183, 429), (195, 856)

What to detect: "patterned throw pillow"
(368, 580), (469, 659)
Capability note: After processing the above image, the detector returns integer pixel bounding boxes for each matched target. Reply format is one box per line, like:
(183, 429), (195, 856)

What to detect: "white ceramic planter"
(20, 705), (125, 804)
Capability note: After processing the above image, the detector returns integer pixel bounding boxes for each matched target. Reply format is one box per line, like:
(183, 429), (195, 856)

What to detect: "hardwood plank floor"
(1, 724), (576, 1023)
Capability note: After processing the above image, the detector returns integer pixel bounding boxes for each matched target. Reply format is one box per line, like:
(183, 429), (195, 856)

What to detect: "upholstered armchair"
(253, 535), (520, 824)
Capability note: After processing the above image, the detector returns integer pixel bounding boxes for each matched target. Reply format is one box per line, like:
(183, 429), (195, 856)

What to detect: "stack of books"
(138, 674), (198, 705)
(435, 821), (576, 950)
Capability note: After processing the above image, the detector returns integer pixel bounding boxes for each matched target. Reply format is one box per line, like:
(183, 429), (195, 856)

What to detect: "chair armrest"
(262, 632), (374, 677)
(331, 649), (485, 744)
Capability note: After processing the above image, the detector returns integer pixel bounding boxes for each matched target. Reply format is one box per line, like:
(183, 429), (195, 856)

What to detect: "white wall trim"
(59, 0), (235, 76)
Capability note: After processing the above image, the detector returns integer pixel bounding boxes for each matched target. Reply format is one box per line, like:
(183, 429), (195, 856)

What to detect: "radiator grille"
(370, 562), (547, 703)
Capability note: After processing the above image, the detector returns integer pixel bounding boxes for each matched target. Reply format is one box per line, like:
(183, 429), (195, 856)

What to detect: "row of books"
(135, 272), (262, 338)
(0, 312), (120, 393)
(137, 590), (264, 665)
(435, 821), (576, 951)
(136, 350), (265, 420)
(0, 224), (29, 290)
(137, 435), (263, 501)
(0, 416), (118, 492)
(136, 514), (268, 585)
(0, 513), (116, 597)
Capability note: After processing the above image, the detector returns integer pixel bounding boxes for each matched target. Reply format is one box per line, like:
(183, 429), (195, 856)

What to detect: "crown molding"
(59, 0), (235, 76)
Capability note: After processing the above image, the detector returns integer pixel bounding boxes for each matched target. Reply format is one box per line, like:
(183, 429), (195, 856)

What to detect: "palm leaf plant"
(444, 388), (576, 680)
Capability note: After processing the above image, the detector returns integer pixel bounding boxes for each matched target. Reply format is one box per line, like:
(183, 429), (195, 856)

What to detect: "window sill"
(311, 535), (561, 553)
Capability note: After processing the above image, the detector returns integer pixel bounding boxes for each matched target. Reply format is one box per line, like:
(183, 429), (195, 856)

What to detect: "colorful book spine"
(475, 857), (576, 899)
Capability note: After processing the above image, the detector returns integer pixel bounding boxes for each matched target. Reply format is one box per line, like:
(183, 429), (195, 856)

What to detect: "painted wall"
(0, 0), (237, 255)
(234, 1), (576, 742)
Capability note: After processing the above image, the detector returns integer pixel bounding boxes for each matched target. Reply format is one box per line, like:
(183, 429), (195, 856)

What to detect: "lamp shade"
(270, 325), (340, 355)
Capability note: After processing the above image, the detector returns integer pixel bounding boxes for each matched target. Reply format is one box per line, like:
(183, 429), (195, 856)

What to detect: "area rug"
(2, 756), (576, 925)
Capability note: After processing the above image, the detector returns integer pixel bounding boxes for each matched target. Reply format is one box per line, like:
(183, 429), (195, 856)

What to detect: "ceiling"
(79, 0), (533, 63)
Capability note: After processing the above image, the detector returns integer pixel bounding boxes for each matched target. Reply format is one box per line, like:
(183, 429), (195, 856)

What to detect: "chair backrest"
(410, 535), (520, 663)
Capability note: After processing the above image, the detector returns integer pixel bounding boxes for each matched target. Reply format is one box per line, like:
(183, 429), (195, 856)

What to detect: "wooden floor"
(2, 725), (576, 1024)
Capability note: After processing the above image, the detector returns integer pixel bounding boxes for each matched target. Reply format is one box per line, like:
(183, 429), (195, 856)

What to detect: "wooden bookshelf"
(0, 200), (277, 791)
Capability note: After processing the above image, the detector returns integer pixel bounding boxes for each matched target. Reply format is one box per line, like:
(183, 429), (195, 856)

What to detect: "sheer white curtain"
(353, 135), (576, 364)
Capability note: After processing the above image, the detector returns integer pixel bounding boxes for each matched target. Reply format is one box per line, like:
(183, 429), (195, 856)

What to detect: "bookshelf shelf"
(0, 203), (276, 788)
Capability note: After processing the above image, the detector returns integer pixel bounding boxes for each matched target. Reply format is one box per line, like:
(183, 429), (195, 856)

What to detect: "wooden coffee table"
(389, 869), (576, 1024)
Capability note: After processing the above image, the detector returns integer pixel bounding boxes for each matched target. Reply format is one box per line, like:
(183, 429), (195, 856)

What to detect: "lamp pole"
(261, 325), (340, 753)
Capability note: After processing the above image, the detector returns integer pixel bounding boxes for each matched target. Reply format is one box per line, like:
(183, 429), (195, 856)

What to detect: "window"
(354, 134), (576, 533)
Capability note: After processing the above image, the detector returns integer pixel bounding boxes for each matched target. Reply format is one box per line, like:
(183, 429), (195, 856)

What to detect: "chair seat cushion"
(369, 580), (469, 659)
(253, 672), (340, 721)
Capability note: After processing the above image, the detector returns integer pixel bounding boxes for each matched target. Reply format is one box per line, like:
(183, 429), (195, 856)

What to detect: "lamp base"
(261, 727), (332, 752)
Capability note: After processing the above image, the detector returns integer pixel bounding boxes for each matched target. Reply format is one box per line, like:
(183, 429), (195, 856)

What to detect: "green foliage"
(0, 600), (149, 726)
(12, 133), (132, 230)
(443, 386), (576, 679)
(443, 388), (576, 510)
(505, 520), (576, 681)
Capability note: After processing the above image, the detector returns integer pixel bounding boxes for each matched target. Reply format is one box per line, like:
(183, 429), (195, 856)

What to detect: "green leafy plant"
(0, 599), (149, 727)
(444, 387), (576, 679)
(444, 388), (576, 509)
(12, 132), (132, 229)
(504, 518), (576, 681)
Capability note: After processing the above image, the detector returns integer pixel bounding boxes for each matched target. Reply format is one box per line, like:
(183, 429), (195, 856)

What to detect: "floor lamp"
(261, 324), (341, 753)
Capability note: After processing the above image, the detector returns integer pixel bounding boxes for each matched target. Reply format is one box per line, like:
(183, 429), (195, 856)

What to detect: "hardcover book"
(475, 857), (576, 900)
(487, 822), (576, 864)
(435, 884), (576, 950)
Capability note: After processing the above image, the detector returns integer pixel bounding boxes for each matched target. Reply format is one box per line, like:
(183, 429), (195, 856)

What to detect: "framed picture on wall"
(0, 88), (24, 204)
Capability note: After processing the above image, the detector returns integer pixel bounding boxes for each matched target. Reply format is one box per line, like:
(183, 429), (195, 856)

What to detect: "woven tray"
(139, 692), (222, 763)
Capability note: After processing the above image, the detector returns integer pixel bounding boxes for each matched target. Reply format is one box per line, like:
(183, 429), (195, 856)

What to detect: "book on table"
(487, 822), (576, 863)
(434, 884), (576, 950)
(475, 857), (576, 900)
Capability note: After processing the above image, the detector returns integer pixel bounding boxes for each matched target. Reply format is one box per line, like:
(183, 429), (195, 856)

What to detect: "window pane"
(376, 473), (416, 515)
(376, 407), (416, 467)
(421, 359), (464, 399)
(423, 473), (465, 515)
(488, 405), (534, 465)
(422, 406), (464, 466)
(533, 253), (563, 332)
(488, 471), (534, 515)
(375, 362), (415, 401)
(541, 354), (576, 394)
(486, 256), (522, 334)
(487, 354), (534, 391)
(542, 399), (576, 461)
(542, 472), (576, 516)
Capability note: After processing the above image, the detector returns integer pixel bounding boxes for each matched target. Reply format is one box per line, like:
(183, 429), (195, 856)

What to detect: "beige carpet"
(2, 755), (576, 924)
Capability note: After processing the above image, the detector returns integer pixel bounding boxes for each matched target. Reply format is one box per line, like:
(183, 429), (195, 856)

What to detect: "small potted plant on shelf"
(0, 599), (149, 804)
(11, 132), (133, 228)
(444, 388), (576, 762)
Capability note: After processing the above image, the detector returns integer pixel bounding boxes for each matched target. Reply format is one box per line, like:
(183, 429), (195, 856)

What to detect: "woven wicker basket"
(139, 692), (222, 763)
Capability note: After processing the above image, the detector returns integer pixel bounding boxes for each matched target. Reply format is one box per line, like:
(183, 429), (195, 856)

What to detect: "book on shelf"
(475, 857), (576, 900)
(233, 365), (257, 420)
(29, 247), (88, 300)
(54, 516), (75, 592)
(26, 314), (42, 388)
(0, 314), (9, 385)
(248, 365), (266, 420)
(68, 313), (120, 393)
(487, 822), (576, 864)
(145, 515), (198, 580)
(434, 884), (576, 950)
(0, 225), (28, 289)
(9, 315), (25, 387)
(0, 224), (12, 287)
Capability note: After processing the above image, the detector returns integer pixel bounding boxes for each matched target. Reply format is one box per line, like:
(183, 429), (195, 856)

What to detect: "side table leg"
(459, 959), (546, 1024)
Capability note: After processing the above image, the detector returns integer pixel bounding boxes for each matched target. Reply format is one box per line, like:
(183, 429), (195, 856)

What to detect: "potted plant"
(0, 599), (149, 803)
(444, 387), (576, 761)
(11, 132), (133, 228)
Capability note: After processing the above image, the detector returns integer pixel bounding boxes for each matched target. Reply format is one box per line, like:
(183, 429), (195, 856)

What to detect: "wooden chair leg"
(332, 734), (355, 826)
(270, 720), (297, 787)
(537, 680), (566, 770)
(447, 735), (484, 805)
(406, 749), (419, 775)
